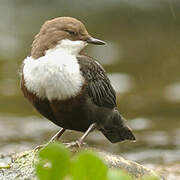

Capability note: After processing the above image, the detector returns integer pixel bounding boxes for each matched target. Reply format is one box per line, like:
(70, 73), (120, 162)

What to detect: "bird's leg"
(49, 128), (66, 142)
(78, 123), (97, 146)
(66, 123), (97, 148)
(35, 128), (66, 150)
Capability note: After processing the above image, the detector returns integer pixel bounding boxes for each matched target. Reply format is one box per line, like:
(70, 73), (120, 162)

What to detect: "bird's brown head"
(31, 17), (105, 59)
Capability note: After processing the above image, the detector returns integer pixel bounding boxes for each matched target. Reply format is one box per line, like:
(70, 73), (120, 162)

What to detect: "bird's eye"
(65, 29), (77, 35)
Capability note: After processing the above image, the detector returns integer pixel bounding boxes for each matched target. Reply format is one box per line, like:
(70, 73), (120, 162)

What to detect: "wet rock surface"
(0, 145), (162, 180)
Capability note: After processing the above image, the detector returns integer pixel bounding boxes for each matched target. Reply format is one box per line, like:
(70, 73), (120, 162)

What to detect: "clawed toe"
(34, 144), (45, 150)
(65, 140), (86, 148)
(35, 140), (86, 151)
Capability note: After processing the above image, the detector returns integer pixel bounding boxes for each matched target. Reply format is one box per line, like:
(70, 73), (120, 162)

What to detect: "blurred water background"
(0, 0), (180, 178)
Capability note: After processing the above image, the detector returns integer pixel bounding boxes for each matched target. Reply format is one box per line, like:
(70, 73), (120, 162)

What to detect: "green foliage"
(36, 142), (160, 180)
(108, 170), (132, 180)
(36, 143), (70, 180)
(71, 151), (108, 180)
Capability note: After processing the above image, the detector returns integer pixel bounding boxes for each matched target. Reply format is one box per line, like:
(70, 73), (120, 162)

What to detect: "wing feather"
(77, 55), (116, 108)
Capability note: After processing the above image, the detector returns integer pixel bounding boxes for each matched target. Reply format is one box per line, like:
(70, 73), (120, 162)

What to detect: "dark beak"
(86, 37), (106, 45)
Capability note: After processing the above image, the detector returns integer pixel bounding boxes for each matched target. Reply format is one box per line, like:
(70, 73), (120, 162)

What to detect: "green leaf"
(108, 169), (132, 180)
(71, 151), (108, 180)
(36, 142), (70, 180)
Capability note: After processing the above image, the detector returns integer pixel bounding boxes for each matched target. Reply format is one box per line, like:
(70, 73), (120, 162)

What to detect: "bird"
(21, 17), (135, 147)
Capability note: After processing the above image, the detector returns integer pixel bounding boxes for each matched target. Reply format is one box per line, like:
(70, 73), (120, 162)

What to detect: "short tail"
(100, 110), (135, 143)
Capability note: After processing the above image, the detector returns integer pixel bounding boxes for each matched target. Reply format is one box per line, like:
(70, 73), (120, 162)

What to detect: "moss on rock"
(0, 144), (162, 180)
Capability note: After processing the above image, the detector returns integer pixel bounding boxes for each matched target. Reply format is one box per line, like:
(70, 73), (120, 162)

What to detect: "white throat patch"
(46, 39), (87, 56)
(23, 39), (86, 100)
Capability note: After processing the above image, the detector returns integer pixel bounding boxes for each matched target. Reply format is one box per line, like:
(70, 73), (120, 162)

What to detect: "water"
(0, 0), (180, 178)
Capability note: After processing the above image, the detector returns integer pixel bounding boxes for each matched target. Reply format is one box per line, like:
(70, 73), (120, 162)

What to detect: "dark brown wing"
(77, 55), (116, 109)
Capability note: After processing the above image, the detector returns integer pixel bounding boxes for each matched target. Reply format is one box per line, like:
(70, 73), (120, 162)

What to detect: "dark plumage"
(21, 17), (135, 146)
(77, 55), (135, 142)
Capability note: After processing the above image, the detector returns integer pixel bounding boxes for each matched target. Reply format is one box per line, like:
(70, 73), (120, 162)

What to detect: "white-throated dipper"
(21, 17), (135, 147)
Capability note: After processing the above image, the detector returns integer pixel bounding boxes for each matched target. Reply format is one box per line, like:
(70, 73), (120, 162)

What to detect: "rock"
(152, 163), (180, 180)
(0, 144), (162, 180)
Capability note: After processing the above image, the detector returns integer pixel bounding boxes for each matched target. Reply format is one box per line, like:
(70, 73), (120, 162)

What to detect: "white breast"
(23, 40), (85, 101)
